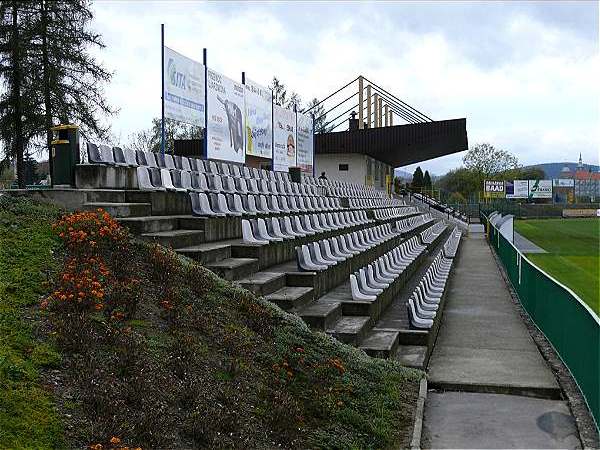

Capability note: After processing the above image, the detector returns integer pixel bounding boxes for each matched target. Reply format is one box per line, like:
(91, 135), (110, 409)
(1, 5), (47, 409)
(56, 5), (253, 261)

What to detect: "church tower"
(577, 153), (583, 170)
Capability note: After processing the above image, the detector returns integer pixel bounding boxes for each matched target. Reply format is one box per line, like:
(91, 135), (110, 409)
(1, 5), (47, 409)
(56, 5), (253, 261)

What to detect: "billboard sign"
(484, 180), (505, 198)
(206, 68), (245, 163)
(273, 104), (296, 172)
(163, 46), (205, 127)
(244, 79), (273, 159)
(296, 112), (314, 174)
(506, 180), (529, 199)
(553, 178), (575, 187)
(529, 179), (552, 199)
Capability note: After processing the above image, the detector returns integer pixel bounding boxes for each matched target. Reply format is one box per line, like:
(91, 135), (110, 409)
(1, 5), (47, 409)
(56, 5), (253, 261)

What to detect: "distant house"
(560, 154), (600, 199)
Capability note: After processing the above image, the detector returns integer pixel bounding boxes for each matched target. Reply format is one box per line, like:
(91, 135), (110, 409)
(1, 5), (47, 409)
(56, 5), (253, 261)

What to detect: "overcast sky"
(92, 0), (599, 175)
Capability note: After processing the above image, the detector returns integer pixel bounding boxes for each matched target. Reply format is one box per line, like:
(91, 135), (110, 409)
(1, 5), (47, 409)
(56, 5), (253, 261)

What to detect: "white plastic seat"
(242, 219), (268, 245)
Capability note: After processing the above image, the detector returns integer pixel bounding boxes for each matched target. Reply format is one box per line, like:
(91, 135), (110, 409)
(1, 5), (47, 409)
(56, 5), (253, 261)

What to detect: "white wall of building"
(315, 153), (367, 185)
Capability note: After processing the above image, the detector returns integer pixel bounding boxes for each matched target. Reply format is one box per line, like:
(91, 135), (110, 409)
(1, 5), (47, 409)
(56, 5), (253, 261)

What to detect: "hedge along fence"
(482, 214), (599, 430)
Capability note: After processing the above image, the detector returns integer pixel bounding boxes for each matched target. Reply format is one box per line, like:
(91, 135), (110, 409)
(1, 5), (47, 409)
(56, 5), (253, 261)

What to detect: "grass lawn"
(514, 218), (599, 315)
(0, 196), (64, 448)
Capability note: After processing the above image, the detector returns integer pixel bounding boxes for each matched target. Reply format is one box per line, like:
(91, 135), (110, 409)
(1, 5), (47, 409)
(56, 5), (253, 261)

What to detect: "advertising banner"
(529, 179), (553, 199)
(506, 180), (529, 199)
(296, 112), (314, 174)
(206, 68), (245, 163)
(553, 179), (575, 187)
(273, 104), (296, 172)
(484, 180), (505, 198)
(505, 180), (514, 198)
(244, 79), (273, 159)
(163, 46), (205, 127)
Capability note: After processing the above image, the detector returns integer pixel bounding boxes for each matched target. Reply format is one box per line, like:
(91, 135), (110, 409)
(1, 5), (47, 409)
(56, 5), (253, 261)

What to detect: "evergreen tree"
(0, 0), (114, 186)
(411, 166), (424, 189)
(0, 1), (41, 187)
(304, 97), (333, 134)
(423, 170), (432, 189)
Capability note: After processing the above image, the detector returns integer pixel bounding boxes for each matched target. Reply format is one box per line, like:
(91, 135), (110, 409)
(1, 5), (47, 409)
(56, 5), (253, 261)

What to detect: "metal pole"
(358, 76), (364, 129)
(311, 112), (315, 177)
(203, 48), (207, 160)
(160, 24), (165, 156)
(366, 85), (372, 128)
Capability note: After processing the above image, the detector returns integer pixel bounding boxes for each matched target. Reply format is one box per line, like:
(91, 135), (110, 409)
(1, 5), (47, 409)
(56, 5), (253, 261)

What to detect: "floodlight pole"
(160, 24), (165, 156)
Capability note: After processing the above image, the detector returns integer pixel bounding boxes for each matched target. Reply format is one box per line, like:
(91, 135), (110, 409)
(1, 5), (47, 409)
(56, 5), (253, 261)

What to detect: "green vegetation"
(0, 195), (64, 448)
(515, 218), (599, 314)
(1, 195), (421, 449)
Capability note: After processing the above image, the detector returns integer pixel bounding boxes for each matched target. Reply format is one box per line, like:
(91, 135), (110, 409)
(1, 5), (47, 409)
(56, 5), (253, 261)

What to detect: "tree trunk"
(12, 1), (25, 189)
(41, 0), (53, 183)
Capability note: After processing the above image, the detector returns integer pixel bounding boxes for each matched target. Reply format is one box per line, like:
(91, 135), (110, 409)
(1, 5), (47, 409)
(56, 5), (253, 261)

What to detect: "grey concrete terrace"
(423, 233), (579, 449)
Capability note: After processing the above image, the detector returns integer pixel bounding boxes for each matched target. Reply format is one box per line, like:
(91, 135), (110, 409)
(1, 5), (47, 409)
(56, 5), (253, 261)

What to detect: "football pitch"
(514, 218), (599, 315)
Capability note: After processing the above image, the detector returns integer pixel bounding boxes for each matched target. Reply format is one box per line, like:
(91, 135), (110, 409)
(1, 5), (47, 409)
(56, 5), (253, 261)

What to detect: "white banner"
(296, 113), (314, 174)
(273, 104), (296, 172)
(163, 46), (205, 127)
(506, 180), (529, 199)
(553, 178), (575, 187)
(530, 179), (552, 198)
(244, 79), (273, 159)
(206, 69), (245, 163)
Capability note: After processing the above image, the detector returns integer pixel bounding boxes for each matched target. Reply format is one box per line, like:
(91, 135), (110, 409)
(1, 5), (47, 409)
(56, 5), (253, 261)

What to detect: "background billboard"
(296, 112), (314, 174)
(506, 180), (529, 199)
(206, 68), (245, 163)
(484, 180), (505, 198)
(273, 104), (296, 172)
(163, 46), (205, 127)
(529, 179), (553, 198)
(244, 79), (272, 159)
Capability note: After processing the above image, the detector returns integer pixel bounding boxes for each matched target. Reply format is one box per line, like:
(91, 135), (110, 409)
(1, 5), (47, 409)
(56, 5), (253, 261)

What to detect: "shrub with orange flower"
(44, 209), (129, 314)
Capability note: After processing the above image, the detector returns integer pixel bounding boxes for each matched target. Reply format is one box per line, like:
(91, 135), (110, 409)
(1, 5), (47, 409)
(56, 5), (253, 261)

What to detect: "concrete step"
(236, 272), (286, 296)
(82, 202), (151, 218)
(359, 329), (400, 359)
(176, 240), (241, 265)
(265, 286), (314, 310)
(84, 190), (126, 203)
(394, 345), (427, 370)
(177, 216), (208, 230)
(140, 229), (205, 249)
(206, 257), (259, 281)
(328, 316), (371, 345)
(118, 216), (180, 234)
(298, 301), (341, 330)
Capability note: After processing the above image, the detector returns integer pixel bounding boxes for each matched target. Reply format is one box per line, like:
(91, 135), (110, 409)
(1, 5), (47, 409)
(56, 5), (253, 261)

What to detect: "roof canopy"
(315, 118), (468, 167)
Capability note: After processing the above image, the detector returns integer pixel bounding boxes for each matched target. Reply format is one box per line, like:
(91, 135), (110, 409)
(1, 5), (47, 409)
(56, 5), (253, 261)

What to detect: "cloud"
(89, 1), (598, 173)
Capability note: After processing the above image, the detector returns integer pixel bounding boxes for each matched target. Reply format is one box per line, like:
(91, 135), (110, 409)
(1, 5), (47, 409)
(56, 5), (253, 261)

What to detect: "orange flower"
(109, 436), (121, 445)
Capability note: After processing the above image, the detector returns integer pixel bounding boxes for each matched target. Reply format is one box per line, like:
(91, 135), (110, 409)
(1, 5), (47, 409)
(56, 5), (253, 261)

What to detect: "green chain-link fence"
(481, 214), (599, 429)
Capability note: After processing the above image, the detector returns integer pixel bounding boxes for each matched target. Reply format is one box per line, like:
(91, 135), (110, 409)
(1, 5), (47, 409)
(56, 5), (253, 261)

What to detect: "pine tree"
(0, 1), (42, 187)
(423, 170), (432, 189)
(32, 0), (115, 144)
(411, 166), (424, 189)
(0, 0), (114, 185)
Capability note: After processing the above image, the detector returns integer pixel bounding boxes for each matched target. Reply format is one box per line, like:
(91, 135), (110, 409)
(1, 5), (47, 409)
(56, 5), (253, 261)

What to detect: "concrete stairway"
(97, 189), (449, 366)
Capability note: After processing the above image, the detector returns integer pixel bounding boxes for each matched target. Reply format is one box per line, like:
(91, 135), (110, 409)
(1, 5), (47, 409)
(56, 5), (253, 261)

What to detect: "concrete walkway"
(422, 233), (580, 449)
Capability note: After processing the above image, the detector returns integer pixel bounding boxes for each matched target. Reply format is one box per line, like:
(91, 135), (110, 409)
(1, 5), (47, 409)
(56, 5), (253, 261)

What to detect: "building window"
(339, 164), (349, 171)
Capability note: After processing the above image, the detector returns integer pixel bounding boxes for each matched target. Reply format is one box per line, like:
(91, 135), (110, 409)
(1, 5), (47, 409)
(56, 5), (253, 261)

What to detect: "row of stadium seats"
(88, 142), (293, 183)
(394, 214), (434, 234)
(296, 223), (395, 272)
(189, 192), (348, 218)
(407, 231), (461, 330)
(241, 211), (372, 245)
(350, 236), (426, 301)
(373, 206), (418, 220)
(349, 198), (405, 208)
